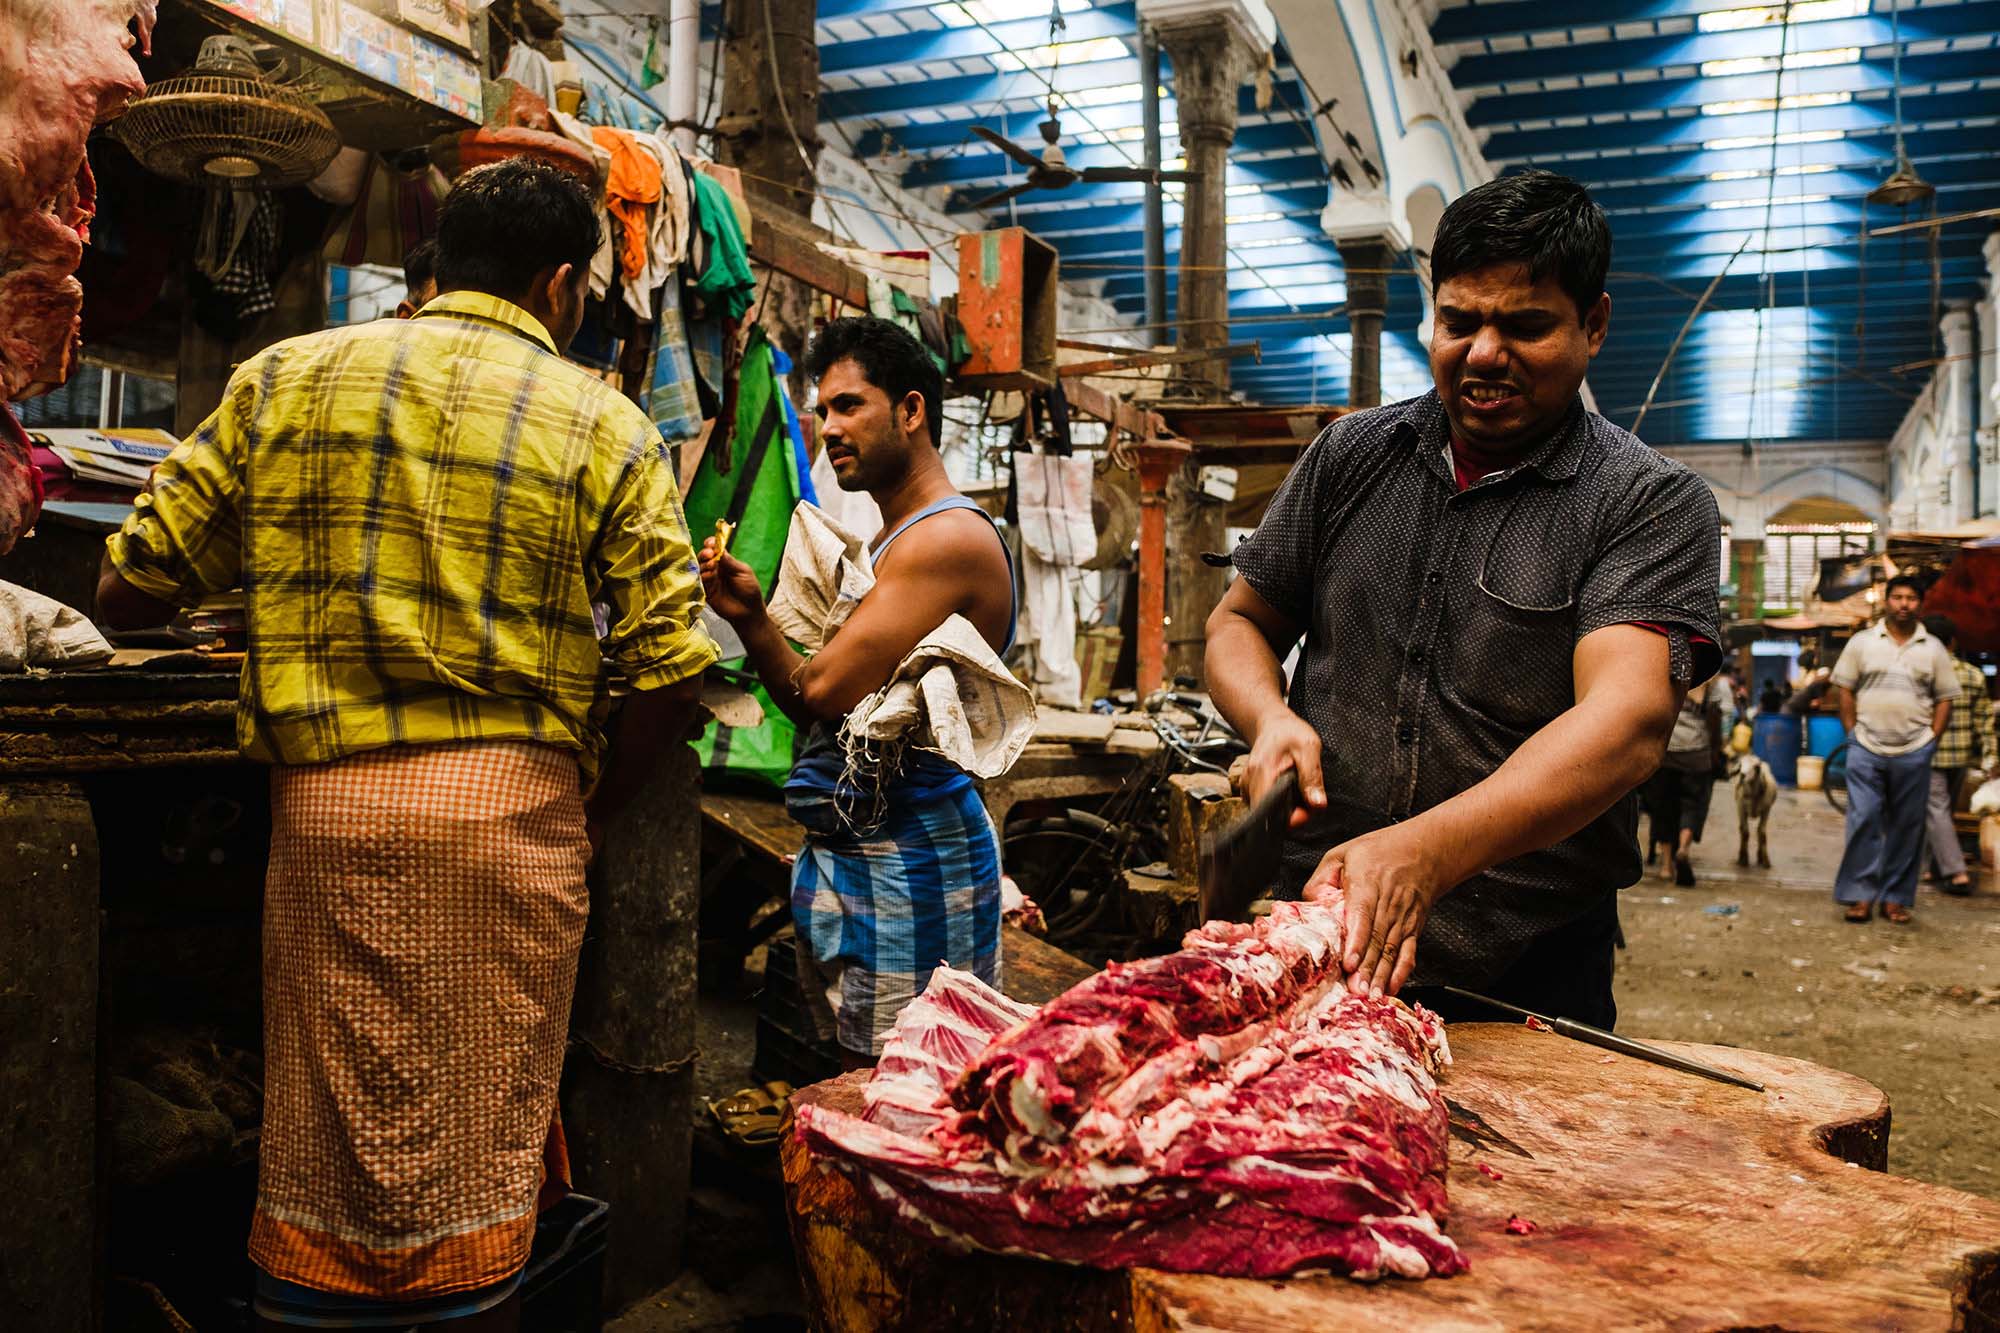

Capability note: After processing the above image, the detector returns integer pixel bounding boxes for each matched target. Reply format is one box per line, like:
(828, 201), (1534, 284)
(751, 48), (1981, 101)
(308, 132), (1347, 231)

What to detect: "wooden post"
(560, 738), (703, 1314)
(0, 781), (102, 1329)
(1166, 465), (1228, 685)
(718, 0), (822, 401)
(1132, 438), (1193, 697)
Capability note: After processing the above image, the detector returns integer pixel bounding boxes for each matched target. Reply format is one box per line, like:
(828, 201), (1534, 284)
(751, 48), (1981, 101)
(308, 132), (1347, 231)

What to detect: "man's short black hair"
(1923, 613), (1957, 645)
(1430, 169), (1611, 322)
(803, 316), (943, 448)
(402, 239), (437, 296)
(434, 159), (599, 303)
(1886, 572), (1925, 598)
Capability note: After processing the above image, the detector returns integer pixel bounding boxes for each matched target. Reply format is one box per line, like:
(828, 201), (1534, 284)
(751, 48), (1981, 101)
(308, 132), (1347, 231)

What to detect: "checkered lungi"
(248, 741), (590, 1300)
(789, 785), (1003, 1056)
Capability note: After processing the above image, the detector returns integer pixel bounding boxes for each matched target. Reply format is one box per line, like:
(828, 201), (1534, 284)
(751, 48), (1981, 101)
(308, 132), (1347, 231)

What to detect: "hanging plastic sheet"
(684, 327), (808, 790)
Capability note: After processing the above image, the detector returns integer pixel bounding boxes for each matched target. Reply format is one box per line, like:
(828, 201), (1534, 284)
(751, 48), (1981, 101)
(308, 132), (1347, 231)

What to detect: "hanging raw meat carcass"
(796, 897), (1469, 1281)
(0, 0), (158, 553)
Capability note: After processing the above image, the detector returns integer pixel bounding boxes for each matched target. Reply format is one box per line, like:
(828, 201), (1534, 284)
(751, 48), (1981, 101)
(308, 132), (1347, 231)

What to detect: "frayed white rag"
(768, 503), (1035, 780)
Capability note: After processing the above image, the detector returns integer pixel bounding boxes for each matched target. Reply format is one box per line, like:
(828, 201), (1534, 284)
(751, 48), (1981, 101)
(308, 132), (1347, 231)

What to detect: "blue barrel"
(1754, 714), (1803, 786)
(1806, 715), (1847, 758)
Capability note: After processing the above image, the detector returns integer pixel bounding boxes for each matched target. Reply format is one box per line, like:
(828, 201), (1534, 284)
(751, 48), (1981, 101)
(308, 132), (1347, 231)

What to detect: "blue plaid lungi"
(646, 276), (704, 445)
(788, 785), (1003, 1056)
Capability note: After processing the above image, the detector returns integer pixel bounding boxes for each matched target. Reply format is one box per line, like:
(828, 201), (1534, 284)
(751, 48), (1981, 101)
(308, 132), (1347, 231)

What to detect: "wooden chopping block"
(781, 1023), (2000, 1331)
(1165, 771), (1242, 883)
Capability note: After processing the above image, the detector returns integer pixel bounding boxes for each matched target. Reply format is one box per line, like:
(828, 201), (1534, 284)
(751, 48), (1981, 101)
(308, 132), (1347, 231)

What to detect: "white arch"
(1711, 465), (1888, 537)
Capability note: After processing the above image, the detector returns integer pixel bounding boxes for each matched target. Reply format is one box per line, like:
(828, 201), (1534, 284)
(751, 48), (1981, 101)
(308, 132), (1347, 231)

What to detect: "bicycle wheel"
(1002, 818), (1123, 942)
(1823, 741), (1849, 813)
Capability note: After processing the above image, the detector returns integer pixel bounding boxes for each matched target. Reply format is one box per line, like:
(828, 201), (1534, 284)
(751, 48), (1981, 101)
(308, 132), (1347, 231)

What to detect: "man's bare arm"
(1837, 685), (1857, 735)
(586, 674), (706, 830)
(1204, 578), (1326, 823)
(701, 510), (1007, 725)
(1932, 697), (1952, 741)
(1311, 624), (1681, 995)
(95, 549), (179, 631)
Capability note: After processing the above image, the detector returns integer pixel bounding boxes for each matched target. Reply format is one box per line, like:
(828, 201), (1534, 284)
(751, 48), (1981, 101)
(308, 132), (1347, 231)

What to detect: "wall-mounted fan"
(968, 101), (1199, 210)
(113, 36), (339, 189)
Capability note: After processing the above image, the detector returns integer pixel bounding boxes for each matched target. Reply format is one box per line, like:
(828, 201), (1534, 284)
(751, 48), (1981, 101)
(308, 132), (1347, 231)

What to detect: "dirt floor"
(1614, 785), (2000, 1200)
(613, 786), (2000, 1330)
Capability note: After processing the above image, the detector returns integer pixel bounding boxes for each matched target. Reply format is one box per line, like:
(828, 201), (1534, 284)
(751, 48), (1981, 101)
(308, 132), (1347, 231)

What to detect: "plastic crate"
(523, 1192), (610, 1333)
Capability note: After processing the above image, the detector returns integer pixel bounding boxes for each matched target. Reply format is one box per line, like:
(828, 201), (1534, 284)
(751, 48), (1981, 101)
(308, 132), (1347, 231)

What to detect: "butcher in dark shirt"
(1205, 171), (1721, 1028)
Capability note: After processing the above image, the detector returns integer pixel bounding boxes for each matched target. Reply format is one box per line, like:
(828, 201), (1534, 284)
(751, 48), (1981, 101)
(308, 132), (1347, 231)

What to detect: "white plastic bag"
(0, 580), (113, 671)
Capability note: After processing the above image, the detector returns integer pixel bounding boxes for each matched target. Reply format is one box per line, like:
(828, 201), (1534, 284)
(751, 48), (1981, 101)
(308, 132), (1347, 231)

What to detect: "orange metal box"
(955, 227), (1058, 388)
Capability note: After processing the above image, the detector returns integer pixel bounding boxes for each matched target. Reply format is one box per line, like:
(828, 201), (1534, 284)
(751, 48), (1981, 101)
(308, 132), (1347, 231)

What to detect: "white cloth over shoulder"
(768, 502), (1035, 779)
(0, 581), (113, 671)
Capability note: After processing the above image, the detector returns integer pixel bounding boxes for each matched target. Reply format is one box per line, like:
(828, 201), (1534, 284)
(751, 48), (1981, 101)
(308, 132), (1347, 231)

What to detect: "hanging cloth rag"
(645, 277), (703, 444)
(321, 154), (445, 270)
(642, 133), (693, 269)
(195, 188), (283, 339)
(591, 127), (663, 287)
(690, 169), (756, 322)
(502, 42), (559, 106)
(1012, 450), (1098, 709)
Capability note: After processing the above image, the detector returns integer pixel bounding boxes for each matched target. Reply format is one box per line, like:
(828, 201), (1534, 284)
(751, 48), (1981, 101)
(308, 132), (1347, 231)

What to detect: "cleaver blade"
(1198, 770), (1299, 924)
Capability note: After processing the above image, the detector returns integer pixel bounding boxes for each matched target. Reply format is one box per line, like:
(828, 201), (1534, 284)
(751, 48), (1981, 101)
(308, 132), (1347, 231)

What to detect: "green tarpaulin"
(684, 326), (802, 791)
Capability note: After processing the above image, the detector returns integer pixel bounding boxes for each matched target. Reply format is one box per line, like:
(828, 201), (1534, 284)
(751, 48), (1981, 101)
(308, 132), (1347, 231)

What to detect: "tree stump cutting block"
(782, 1023), (2000, 1331)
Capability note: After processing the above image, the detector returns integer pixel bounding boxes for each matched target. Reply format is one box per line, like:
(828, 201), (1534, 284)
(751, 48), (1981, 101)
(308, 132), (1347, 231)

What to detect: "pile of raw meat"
(795, 898), (1469, 1281)
(0, 0), (157, 553)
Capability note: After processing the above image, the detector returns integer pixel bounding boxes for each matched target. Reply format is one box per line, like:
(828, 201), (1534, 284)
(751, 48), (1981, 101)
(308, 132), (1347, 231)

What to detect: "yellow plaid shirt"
(106, 292), (718, 777)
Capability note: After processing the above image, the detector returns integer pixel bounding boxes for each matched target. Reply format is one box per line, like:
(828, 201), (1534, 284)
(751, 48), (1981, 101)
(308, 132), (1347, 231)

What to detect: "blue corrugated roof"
(815, 0), (2000, 442)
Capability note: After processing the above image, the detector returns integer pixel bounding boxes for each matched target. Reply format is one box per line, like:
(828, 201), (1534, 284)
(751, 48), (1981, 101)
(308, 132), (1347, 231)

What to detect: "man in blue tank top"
(699, 316), (1016, 1067)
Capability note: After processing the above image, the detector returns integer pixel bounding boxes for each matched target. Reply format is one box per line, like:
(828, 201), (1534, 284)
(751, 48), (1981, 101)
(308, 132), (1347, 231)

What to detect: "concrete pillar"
(1336, 236), (1393, 409)
(1941, 303), (1976, 524)
(1153, 7), (1264, 396)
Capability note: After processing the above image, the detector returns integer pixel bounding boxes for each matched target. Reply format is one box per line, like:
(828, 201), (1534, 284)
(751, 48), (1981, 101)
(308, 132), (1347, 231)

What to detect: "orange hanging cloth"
(591, 126), (662, 281)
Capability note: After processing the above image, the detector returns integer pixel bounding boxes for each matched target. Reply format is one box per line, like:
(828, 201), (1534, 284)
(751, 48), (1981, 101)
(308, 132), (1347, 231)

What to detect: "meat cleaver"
(1198, 770), (1299, 923)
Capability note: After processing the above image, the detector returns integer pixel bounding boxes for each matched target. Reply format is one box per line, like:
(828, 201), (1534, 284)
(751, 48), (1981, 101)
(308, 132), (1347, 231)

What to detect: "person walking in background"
(1644, 673), (1731, 886)
(1830, 575), (1960, 924)
(1920, 614), (1995, 895)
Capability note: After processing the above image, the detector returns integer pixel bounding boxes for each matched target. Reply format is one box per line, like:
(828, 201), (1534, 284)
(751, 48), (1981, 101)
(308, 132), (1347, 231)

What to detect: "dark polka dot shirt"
(1231, 389), (1723, 987)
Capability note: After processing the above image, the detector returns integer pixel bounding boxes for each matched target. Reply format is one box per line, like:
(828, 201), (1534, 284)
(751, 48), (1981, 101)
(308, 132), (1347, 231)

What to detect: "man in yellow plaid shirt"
(97, 159), (717, 1326)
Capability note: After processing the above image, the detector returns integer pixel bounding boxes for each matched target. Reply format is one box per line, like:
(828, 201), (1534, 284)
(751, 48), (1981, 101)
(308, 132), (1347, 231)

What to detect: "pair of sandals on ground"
(1843, 867), (1975, 925)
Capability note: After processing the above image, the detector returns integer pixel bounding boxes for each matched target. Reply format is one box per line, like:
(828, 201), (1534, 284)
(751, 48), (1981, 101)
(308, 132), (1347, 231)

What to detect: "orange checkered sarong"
(248, 741), (591, 1299)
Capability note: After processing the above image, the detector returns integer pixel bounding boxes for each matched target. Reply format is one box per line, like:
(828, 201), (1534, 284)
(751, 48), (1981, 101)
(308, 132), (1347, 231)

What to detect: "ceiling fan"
(967, 101), (1199, 210)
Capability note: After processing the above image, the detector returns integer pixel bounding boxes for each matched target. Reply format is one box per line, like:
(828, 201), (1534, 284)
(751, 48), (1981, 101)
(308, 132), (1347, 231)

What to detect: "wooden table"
(782, 1023), (2000, 1331)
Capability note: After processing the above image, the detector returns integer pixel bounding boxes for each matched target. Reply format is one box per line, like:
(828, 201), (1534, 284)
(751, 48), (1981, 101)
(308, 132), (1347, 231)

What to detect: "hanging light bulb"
(1868, 0), (1934, 208)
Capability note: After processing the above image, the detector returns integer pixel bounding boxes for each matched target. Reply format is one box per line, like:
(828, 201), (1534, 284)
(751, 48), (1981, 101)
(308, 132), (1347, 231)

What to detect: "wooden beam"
(1057, 342), (1259, 379)
(742, 206), (871, 310)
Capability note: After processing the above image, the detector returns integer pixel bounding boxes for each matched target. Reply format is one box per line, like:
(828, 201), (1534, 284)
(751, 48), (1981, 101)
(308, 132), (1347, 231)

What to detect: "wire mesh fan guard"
(116, 62), (339, 189)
